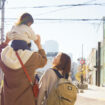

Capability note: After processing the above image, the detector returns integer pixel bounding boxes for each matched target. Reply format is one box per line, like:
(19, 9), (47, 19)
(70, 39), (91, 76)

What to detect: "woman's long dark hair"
(55, 53), (71, 79)
(16, 13), (34, 25)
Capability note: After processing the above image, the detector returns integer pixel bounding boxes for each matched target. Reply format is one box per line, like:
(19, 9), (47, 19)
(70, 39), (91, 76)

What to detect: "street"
(75, 95), (105, 105)
(75, 85), (105, 105)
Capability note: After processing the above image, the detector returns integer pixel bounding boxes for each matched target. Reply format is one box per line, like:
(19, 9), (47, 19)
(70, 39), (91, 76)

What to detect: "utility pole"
(103, 17), (105, 86)
(0, 0), (6, 43)
(82, 44), (83, 59)
(0, 0), (6, 88)
(77, 44), (88, 91)
(81, 44), (84, 84)
(97, 42), (101, 86)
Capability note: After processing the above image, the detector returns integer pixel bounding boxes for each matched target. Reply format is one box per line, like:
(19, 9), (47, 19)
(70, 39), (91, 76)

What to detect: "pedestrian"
(0, 35), (47, 105)
(6, 12), (38, 50)
(37, 52), (77, 105)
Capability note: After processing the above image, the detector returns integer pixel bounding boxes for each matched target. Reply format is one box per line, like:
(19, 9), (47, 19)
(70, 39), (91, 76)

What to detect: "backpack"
(46, 69), (78, 105)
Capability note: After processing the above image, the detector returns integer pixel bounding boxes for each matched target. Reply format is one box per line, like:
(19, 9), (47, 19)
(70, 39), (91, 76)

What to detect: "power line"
(3, 18), (103, 21)
(6, 3), (105, 9)
(34, 18), (102, 21)
(34, 0), (99, 17)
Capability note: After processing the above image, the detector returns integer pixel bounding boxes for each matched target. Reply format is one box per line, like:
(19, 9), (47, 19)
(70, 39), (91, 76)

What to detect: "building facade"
(87, 48), (96, 85)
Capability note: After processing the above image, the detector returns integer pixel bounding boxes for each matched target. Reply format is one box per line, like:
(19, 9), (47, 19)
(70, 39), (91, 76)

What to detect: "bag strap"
(15, 51), (33, 85)
(52, 69), (64, 78)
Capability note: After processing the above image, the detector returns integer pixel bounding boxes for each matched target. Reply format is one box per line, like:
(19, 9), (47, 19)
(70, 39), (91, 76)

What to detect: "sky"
(1, 0), (105, 62)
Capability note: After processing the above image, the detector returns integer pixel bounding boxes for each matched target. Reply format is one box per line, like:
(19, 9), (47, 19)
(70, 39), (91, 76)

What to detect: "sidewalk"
(75, 95), (105, 105)
(78, 85), (105, 101)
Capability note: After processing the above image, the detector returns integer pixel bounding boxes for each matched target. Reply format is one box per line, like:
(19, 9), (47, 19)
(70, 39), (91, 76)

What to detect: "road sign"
(80, 59), (85, 64)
